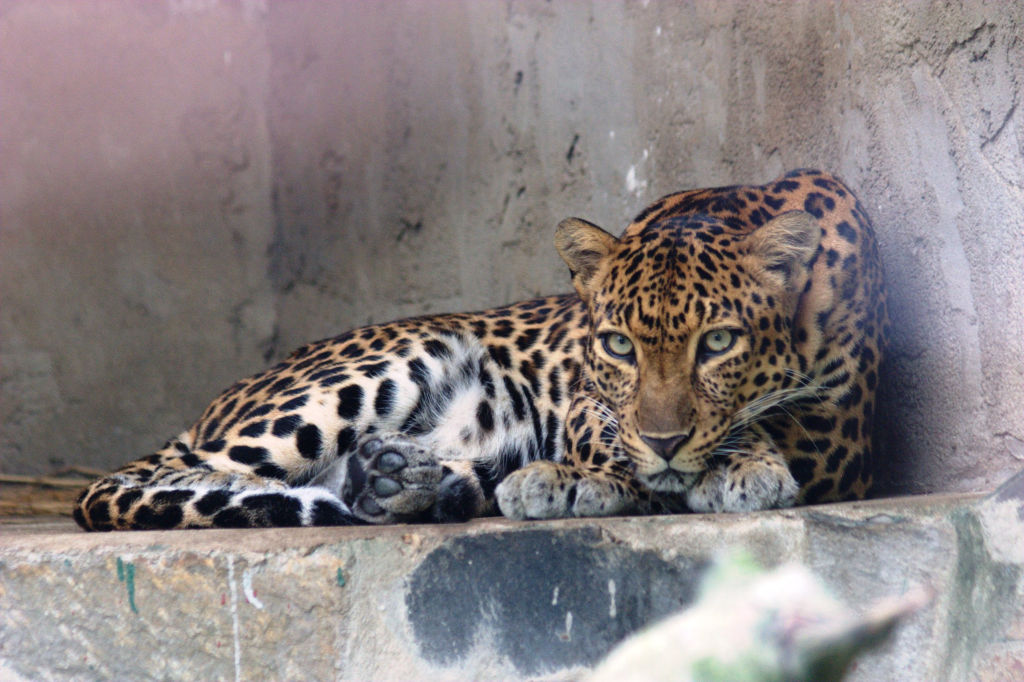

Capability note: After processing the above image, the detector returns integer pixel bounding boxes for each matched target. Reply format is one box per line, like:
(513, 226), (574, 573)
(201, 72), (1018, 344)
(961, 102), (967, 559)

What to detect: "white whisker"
(721, 372), (830, 460)
(581, 407), (618, 426)
(580, 395), (618, 420)
(730, 378), (826, 433)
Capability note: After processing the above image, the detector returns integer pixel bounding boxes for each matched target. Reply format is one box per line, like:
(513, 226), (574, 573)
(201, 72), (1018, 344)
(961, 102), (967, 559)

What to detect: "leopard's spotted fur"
(75, 170), (886, 530)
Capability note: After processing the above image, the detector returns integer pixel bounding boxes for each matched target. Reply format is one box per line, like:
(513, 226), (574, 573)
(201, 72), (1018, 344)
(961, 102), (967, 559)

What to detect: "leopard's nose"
(640, 431), (692, 461)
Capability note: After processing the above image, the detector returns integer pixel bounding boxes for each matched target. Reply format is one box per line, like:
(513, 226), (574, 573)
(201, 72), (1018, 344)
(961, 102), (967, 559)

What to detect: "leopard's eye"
(601, 332), (635, 360)
(701, 329), (736, 355)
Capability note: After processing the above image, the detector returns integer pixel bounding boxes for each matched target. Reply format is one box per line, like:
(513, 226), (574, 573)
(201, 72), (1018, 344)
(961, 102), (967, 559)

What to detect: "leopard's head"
(556, 210), (821, 492)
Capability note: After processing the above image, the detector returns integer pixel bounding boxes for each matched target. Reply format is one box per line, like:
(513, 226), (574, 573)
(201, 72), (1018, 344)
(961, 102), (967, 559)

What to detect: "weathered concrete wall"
(0, 0), (277, 473)
(1, 0), (1022, 496)
(3, 484), (1024, 680)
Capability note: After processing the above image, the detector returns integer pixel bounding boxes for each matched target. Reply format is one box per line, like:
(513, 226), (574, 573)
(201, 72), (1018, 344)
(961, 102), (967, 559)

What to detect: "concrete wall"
(1, 1), (1022, 496)
(3, 488), (1024, 681)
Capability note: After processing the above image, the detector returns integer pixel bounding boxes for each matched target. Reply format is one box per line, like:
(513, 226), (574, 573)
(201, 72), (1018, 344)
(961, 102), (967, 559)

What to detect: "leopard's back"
(76, 295), (589, 530)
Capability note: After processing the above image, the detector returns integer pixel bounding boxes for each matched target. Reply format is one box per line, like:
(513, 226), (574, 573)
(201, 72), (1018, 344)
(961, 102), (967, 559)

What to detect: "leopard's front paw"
(496, 462), (575, 520)
(686, 454), (798, 513)
(496, 462), (628, 520)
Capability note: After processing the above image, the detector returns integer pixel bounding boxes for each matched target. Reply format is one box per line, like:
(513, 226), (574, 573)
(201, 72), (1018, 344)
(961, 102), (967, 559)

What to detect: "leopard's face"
(560, 211), (821, 493)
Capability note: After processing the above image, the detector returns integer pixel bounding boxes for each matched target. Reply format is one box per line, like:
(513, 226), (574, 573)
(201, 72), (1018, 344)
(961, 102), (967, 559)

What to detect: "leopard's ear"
(742, 210), (821, 292)
(555, 217), (619, 302)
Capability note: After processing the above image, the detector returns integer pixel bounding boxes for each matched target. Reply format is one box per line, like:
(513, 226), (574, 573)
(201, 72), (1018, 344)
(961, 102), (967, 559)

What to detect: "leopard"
(74, 169), (886, 531)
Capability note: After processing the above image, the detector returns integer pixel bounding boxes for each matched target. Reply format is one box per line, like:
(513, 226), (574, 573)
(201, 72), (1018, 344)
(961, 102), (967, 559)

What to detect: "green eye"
(701, 329), (736, 354)
(601, 333), (635, 359)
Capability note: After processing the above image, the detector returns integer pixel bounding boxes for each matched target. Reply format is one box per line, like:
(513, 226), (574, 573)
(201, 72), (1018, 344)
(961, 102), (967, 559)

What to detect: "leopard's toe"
(347, 433), (443, 522)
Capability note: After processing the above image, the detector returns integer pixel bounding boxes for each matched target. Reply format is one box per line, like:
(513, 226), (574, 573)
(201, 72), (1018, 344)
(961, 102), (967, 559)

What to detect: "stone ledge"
(1, 480), (1022, 680)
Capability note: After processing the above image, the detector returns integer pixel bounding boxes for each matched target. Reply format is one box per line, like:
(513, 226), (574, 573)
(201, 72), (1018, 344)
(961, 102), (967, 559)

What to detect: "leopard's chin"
(639, 468), (699, 494)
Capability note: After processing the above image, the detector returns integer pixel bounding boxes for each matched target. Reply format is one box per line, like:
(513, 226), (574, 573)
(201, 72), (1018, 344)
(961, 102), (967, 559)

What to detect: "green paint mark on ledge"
(117, 557), (138, 613)
(336, 567), (346, 587)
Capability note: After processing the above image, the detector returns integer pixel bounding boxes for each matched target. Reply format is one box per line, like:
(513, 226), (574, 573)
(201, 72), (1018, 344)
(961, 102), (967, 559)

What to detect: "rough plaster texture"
(3, 484), (1024, 680)
(1, 0), (1023, 498)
